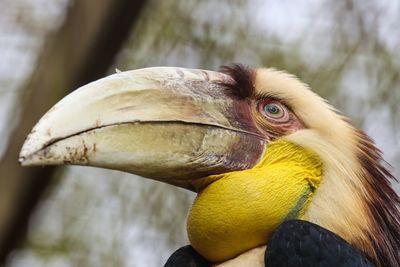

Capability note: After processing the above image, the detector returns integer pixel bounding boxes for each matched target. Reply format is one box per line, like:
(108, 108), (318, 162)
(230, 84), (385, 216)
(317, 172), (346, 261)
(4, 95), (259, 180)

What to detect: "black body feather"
(265, 220), (376, 267)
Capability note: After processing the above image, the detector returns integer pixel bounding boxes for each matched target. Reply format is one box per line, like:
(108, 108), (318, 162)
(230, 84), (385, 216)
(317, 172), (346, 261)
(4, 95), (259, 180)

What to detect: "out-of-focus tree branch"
(0, 0), (147, 263)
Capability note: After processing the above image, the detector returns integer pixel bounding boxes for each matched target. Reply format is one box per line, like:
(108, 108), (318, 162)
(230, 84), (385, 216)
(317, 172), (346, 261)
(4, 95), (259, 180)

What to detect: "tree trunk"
(0, 0), (146, 262)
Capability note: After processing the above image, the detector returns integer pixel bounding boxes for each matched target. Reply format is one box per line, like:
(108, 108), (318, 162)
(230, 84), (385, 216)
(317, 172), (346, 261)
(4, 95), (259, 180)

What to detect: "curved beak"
(19, 67), (266, 191)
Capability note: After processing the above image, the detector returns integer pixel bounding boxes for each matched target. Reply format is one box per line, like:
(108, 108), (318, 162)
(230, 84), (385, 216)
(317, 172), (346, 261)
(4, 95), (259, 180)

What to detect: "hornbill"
(19, 64), (400, 267)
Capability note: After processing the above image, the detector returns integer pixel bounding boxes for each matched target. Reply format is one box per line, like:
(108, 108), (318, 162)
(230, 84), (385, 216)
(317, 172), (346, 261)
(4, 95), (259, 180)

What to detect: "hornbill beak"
(19, 67), (266, 191)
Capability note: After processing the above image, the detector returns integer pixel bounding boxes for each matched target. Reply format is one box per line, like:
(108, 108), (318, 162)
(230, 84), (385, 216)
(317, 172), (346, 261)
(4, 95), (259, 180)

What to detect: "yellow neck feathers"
(187, 140), (323, 263)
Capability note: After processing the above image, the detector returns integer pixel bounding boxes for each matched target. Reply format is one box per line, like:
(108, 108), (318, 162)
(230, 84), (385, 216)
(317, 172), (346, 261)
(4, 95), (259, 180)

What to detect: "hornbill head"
(19, 64), (400, 266)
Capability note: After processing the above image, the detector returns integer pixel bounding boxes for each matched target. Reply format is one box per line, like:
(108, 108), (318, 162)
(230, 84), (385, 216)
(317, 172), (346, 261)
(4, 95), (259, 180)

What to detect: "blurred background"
(0, 0), (399, 266)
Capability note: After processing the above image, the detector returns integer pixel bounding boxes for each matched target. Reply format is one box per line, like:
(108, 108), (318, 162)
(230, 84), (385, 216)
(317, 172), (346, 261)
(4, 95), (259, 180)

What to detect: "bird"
(19, 64), (400, 267)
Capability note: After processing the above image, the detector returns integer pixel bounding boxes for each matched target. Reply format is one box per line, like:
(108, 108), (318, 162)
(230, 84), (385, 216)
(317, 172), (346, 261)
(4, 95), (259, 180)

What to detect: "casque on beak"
(19, 67), (266, 191)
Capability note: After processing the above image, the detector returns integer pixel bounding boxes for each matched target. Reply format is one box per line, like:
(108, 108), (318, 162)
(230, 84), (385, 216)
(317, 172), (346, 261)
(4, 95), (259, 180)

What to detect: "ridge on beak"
(19, 67), (266, 190)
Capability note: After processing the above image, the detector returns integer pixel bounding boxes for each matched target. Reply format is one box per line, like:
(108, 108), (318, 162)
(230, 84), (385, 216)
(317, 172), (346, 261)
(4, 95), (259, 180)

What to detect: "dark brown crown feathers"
(219, 63), (256, 99)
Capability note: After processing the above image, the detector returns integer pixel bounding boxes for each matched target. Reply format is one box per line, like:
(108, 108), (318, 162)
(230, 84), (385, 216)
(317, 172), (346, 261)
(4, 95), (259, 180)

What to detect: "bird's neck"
(287, 128), (400, 267)
(213, 246), (266, 267)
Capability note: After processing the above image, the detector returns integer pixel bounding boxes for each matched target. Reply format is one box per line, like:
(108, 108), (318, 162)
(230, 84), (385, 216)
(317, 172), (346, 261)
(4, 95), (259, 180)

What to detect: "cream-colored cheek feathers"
(286, 129), (374, 255)
(255, 68), (375, 256)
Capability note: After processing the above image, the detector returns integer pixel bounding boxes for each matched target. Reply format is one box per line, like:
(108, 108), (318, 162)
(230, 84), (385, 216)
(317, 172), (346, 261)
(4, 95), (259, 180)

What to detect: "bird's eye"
(259, 100), (290, 122)
(264, 103), (282, 117)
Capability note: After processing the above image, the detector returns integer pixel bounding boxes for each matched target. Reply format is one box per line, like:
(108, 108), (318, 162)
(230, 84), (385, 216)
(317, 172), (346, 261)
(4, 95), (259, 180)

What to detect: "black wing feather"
(265, 220), (376, 267)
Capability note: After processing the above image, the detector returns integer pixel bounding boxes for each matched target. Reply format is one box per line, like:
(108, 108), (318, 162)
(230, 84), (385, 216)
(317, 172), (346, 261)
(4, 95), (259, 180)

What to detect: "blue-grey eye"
(264, 103), (284, 118)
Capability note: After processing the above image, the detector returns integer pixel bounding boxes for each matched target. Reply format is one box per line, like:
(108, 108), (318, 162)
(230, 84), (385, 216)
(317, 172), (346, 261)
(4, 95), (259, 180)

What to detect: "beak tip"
(18, 148), (34, 166)
(19, 157), (29, 166)
(18, 150), (49, 167)
(19, 136), (42, 166)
